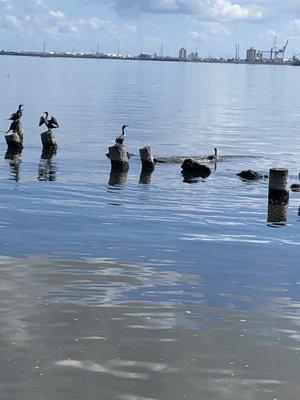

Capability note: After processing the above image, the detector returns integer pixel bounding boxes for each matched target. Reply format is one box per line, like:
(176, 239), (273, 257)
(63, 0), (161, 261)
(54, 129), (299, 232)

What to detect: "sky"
(1, 0), (300, 58)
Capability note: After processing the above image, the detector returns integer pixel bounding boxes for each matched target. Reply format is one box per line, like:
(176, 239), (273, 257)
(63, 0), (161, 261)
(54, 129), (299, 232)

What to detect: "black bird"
(8, 104), (24, 121)
(5, 119), (21, 135)
(115, 124), (129, 145)
(39, 112), (59, 131)
(207, 148), (218, 161)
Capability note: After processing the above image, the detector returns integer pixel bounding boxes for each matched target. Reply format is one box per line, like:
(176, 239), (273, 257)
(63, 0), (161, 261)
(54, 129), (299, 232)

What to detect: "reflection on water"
(1, 255), (300, 400)
(109, 170), (128, 186)
(5, 148), (22, 182)
(267, 201), (289, 228)
(38, 150), (57, 182)
(139, 168), (153, 185)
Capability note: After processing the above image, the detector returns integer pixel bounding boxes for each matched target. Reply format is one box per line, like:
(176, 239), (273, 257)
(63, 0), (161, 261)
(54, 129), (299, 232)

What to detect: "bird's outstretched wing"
(39, 116), (46, 126)
(8, 112), (17, 121)
(50, 117), (59, 127)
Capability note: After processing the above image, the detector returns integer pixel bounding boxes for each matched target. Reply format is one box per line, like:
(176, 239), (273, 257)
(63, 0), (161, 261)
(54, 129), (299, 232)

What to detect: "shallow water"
(0, 56), (299, 399)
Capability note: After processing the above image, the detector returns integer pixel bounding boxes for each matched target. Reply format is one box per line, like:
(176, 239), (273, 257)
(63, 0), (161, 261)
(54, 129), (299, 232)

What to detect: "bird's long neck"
(214, 148), (218, 157)
(122, 126), (125, 135)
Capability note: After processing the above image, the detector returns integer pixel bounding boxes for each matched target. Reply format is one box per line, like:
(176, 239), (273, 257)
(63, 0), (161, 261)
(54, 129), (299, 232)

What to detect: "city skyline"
(1, 1), (300, 58)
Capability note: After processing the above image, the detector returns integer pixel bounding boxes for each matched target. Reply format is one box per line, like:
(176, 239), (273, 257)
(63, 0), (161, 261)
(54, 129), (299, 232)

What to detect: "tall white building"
(246, 47), (257, 61)
(179, 47), (187, 60)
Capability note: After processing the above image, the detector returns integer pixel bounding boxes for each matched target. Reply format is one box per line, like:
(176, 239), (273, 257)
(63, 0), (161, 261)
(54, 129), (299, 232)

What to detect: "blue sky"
(0, 0), (300, 58)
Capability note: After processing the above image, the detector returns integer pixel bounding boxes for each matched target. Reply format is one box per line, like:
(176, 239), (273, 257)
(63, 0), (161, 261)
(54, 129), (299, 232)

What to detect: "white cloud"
(100, 0), (266, 22)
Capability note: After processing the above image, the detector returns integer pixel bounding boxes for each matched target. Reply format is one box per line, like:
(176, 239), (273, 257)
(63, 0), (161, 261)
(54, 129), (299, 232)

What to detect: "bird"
(115, 124), (129, 145)
(207, 148), (218, 161)
(8, 104), (24, 121)
(39, 112), (59, 131)
(5, 119), (21, 135)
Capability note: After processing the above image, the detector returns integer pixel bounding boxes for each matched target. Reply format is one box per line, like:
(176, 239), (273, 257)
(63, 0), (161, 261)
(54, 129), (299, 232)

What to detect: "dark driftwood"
(291, 183), (300, 192)
(181, 159), (211, 179)
(237, 170), (265, 180)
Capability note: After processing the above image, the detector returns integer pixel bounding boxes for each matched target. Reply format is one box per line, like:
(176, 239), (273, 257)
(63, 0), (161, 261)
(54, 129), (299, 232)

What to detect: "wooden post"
(139, 146), (155, 171)
(5, 132), (23, 151)
(139, 170), (153, 185)
(109, 144), (129, 172)
(41, 130), (58, 151)
(267, 202), (288, 227)
(109, 171), (128, 186)
(268, 168), (289, 203)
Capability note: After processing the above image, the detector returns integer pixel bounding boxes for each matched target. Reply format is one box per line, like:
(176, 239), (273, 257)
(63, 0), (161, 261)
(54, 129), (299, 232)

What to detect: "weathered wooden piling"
(5, 132), (23, 150)
(41, 130), (58, 151)
(267, 202), (288, 227)
(109, 171), (128, 186)
(139, 169), (153, 185)
(139, 146), (155, 171)
(268, 168), (289, 203)
(108, 144), (129, 172)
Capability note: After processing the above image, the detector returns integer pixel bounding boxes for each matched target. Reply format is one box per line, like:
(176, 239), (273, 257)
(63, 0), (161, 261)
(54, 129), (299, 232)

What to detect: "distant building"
(246, 47), (257, 61)
(256, 51), (263, 61)
(179, 47), (188, 60)
(189, 52), (199, 61)
(138, 53), (152, 60)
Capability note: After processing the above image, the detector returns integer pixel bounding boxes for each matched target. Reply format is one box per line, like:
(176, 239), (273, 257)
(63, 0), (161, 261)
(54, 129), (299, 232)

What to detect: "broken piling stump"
(268, 168), (289, 203)
(41, 130), (58, 152)
(139, 146), (155, 171)
(5, 132), (23, 151)
(109, 144), (129, 172)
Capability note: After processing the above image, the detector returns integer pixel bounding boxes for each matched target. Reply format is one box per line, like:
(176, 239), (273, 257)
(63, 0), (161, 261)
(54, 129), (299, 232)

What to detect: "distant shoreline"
(0, 50), (293, 66)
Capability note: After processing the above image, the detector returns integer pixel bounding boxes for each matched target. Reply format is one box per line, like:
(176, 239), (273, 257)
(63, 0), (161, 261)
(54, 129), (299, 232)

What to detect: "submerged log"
(108, 144), (129, 172)
(181, 158), (211, 179)
(41, 130), (58, 151)
(268, 168), (289, 203)
(291, 183), (300, 192)
(237, 170), (265, 181)
(5, 132), (23, 151)
(139, 146), (155, 171)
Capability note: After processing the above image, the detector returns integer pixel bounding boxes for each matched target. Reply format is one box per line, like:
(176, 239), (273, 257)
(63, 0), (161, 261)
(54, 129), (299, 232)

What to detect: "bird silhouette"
(115, 124), (129, 145)
(39, 112), (59, 131)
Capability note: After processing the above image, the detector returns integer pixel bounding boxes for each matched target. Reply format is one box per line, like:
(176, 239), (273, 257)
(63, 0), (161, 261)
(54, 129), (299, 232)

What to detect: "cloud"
(0, 0), (138, 40)
(97, 0), (266, 21)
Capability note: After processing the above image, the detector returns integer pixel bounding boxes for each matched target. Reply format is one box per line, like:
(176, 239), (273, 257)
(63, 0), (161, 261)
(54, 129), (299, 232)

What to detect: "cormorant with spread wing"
(39, 112), (59, 131)
(5, 119), (21, 135)
(8, 104), (23, 121)
(115, 124), (129, 145)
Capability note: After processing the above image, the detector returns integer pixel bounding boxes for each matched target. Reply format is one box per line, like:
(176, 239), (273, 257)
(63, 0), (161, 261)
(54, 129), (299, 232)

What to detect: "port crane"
(258, 37), (289, 62)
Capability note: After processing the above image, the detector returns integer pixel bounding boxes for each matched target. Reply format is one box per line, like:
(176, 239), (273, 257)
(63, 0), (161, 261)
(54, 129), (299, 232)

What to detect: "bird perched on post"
(115, 124), (129, 145)
(39, 112), (59, 131)
(5, 119), (21, 135)
(8, 104), (24, 121)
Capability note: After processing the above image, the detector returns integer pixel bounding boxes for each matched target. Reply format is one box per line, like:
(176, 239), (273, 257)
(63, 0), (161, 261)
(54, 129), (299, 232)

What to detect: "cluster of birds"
(5, 105), (59, 134)
(5, 105), (129, 145)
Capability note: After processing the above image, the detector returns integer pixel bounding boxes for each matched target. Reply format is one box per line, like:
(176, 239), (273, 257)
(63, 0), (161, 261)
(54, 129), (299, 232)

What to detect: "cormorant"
(115, 125), (129, 145)
(39, 112), (59, 131)
(207, 148), (218, 161)
(5, 119), (21, 135)
(8, 104), (24, 121)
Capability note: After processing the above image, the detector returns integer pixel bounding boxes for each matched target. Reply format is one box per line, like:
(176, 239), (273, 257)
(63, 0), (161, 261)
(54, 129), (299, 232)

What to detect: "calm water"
(0, 56), (299, 399)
